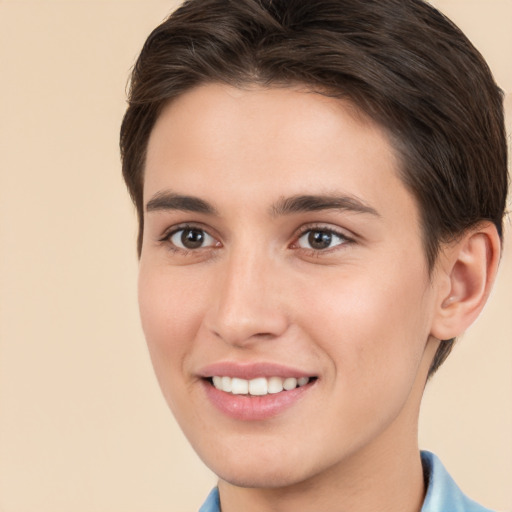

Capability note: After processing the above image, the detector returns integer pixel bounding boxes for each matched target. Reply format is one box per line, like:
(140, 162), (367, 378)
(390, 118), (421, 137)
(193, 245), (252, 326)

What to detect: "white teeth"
(297, 376), (309, 386)
(248, 377), (268, 396)
(267, 376), (284, 394)
(283, 377), (297, 390)
(231, 377), (249, 395)
(221, 376), (232, 392)
(211, 376), (311, 395)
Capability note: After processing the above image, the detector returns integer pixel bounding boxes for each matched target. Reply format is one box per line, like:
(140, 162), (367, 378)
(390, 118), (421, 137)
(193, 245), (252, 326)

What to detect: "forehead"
(144, 83), (417, 224)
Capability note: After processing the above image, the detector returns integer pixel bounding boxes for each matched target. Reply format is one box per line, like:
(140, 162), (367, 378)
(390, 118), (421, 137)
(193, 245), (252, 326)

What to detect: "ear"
(430, 222), (501, 340)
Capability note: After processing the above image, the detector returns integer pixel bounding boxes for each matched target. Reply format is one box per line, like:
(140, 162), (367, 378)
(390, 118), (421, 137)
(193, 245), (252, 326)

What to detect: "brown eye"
(297, 229), (347, 250)
(170, 228), (216, 250)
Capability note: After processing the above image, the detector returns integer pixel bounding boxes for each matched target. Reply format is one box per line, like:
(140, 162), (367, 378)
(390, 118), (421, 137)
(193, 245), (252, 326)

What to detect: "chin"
(200, 445), (319, 490)
(216, 465), (308, 489)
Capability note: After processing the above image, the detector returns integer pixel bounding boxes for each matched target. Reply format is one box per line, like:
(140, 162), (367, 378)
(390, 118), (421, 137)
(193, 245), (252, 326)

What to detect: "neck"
(218, 432), (426, 512)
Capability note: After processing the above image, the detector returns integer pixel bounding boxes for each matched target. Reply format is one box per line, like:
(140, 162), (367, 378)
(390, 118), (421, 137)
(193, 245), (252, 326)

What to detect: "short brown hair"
(120, 0), (508, 376)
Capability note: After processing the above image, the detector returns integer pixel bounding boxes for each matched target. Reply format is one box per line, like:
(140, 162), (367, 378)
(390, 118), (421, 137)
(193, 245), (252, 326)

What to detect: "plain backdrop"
(0, 1), (510, 511)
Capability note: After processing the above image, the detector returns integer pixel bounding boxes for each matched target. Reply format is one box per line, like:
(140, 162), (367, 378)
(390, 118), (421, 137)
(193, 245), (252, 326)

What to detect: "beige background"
(0, 1), (510, 511)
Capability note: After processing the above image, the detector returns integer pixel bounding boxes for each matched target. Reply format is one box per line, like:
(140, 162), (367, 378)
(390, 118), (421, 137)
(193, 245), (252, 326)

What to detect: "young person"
(120, 1), (508, 510)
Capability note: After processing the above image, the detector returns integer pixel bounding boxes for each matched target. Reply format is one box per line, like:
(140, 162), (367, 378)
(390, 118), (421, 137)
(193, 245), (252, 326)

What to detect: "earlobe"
(430, 222), (501, 341)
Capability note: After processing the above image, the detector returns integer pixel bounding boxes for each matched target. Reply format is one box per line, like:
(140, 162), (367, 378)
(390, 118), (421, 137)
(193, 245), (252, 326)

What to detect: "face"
(139, 83), (441, 490)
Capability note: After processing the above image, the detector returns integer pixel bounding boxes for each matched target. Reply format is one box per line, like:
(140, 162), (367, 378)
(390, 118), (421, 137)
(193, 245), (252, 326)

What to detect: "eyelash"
(159, 224), (354, 255)
(159, 224), (220, 254)
(292, 225), (354, 254)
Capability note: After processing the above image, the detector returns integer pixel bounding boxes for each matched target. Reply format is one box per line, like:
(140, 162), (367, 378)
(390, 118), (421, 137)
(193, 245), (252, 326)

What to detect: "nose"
(204, 246), (289, 347)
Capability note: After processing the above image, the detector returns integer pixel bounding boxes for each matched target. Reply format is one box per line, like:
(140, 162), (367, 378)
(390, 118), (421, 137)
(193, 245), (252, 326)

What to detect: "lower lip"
(202, 380), (314, 421)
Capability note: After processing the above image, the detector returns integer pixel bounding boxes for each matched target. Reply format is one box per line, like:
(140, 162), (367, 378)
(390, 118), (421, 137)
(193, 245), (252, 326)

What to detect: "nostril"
(253, 332), (278, 339)
(210, 326), (286, 346)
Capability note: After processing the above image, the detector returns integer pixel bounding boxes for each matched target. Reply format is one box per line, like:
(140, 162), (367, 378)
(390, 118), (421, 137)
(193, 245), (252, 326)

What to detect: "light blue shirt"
(198, 451), (494, 512)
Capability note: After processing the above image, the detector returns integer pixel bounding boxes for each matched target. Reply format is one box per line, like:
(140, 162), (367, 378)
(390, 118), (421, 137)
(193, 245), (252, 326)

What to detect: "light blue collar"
(199, 487), (220, 512)
(420, 451), (493, 512)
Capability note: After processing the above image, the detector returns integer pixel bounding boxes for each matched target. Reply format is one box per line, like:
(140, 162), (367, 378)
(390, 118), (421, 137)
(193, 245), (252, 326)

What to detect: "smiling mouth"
(207, 376), (316, 396)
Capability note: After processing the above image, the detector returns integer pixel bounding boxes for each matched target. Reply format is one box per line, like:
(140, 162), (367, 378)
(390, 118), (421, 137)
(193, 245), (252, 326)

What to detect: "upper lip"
(197, 361), (316, 380)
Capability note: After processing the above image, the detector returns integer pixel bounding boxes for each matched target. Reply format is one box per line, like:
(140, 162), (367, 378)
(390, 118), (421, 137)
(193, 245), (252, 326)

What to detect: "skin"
(138, 83), (499, 512)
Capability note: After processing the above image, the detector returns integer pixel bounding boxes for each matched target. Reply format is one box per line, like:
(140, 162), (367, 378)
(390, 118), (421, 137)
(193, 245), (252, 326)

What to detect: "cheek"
(137, 266), (205, 389)
(298, 272), (431, 446)
(298, 264), (431, 386)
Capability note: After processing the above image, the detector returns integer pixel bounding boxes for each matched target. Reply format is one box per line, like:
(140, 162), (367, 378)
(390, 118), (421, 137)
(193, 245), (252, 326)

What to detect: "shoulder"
(421, 451), (495, 512)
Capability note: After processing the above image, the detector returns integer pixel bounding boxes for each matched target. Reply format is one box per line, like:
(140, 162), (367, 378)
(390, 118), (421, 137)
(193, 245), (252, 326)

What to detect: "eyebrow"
(146, 191), (218, 215)
(146, 191), (379, 218)
(270, 194), (380, 217)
